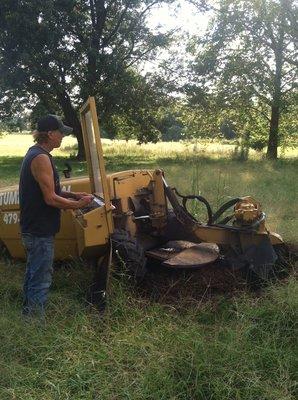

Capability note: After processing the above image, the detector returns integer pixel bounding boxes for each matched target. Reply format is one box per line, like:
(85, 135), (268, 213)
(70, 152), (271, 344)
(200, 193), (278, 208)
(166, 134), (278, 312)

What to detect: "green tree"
(0, 0), (174, 159)
(188, 0), (297, 159)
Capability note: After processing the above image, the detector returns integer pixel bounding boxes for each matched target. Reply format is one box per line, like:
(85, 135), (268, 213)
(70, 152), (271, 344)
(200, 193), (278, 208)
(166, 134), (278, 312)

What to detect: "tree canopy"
(0, 0), (297, 159)
(0, 0), (175, 158)
(186, 0), (297, 159)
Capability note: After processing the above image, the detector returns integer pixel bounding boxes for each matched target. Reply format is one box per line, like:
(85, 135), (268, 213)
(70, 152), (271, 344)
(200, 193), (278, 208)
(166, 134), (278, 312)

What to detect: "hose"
(172, 188), (213, 225)
(163, 177), (264, 231)
(214, 212), (266, 232)
(211, 198), (242, 223)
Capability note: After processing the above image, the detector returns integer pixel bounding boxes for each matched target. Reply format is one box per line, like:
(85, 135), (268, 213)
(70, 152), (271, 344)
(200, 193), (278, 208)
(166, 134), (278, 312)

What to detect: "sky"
(148, 0), (211, 36)
(139, 0), (212, 74)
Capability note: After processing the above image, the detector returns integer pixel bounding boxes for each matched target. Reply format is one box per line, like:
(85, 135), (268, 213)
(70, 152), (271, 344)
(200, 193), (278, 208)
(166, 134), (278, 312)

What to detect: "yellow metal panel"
(4, 239), (25, 259)
(72, 207), (110, 257)
(54, 240), (79, 259)
(0, 211), (21, 238)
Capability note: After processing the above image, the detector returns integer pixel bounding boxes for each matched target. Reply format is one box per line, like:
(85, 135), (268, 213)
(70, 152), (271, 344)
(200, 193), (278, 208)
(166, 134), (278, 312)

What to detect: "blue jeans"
(21, 233), (54, 316)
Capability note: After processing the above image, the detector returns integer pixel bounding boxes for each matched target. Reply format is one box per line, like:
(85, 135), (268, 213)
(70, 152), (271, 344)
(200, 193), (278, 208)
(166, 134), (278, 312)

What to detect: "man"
(19, 114), (93, 317)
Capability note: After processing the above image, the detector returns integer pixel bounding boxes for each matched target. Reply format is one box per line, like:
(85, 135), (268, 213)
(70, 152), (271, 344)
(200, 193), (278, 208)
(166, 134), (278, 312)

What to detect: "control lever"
(63, 162), (72, 178)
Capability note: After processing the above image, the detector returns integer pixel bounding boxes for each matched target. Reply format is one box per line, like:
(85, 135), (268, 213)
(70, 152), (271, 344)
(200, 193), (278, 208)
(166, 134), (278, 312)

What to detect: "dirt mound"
(133, 243), (297, 306)
(134, 262), (247, 306)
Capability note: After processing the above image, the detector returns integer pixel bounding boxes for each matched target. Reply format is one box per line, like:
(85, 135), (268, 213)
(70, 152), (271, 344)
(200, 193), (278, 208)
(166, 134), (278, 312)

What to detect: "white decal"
(0, 191), (19, 206)
(3, 212), (19, 224)
(0, 186), (72, 207)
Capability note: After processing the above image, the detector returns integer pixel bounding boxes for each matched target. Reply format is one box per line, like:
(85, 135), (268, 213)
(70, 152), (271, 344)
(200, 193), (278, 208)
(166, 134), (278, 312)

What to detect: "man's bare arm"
(31, 155), (92, 209)
(60, 191), (89, 200)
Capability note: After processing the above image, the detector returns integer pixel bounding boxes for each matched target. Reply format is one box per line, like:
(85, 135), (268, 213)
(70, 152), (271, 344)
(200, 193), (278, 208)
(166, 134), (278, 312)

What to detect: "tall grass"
(0, 259), (297, 400)
(0, 133), (297, 160)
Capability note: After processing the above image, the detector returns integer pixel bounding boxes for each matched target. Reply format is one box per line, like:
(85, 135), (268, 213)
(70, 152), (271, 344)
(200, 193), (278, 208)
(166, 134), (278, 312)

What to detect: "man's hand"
(73, 191), (89, 199)
(60, 191), (91, 200)
(76, 195), (94, 208)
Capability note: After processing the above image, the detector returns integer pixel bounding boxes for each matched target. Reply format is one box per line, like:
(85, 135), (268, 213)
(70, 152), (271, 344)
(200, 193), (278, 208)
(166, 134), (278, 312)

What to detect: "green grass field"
(1, 134), (297, 242)
(0, 134), (297, 399)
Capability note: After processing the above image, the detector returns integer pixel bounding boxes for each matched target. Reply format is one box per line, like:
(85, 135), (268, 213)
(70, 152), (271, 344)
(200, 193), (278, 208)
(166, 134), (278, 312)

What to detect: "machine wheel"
(242, 263), (272, 289)
(0, 240), (11, 261)
(111, 229), (147, 281)
(242, 244), (293, 288)
(273, 243), (293, 278)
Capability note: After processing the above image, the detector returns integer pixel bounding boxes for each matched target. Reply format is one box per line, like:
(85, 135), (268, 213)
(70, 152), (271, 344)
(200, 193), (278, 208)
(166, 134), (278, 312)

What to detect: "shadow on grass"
(0, 157), (23, 187)
(0, 156), (88, 187)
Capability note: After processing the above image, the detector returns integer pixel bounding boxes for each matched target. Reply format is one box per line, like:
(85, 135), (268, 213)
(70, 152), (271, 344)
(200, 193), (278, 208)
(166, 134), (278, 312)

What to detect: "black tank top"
(19, 145), (61, 236)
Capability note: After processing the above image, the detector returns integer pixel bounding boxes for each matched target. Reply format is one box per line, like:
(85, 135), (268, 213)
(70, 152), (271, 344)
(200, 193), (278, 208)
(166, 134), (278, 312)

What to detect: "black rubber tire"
(273, 243), (293, 278)
(242, 263), (271, 289)
(0, 240), (12, 261)
(111, 229), (147, 280)
(242, 244), (293, 289)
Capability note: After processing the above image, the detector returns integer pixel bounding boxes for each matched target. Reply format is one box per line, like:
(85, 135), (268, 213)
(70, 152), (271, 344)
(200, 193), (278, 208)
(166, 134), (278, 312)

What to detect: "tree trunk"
(266, 7), (285, 160)
(267, 105), (280, 159)
(57, 91), (86, 160)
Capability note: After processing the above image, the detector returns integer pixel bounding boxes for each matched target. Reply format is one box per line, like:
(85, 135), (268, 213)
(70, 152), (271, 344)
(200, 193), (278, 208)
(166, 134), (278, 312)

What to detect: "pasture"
(0, 133), (297, 400)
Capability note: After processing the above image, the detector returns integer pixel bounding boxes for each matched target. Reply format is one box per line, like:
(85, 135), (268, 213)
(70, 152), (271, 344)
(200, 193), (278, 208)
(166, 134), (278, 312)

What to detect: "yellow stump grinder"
(0, 97), (288, 308)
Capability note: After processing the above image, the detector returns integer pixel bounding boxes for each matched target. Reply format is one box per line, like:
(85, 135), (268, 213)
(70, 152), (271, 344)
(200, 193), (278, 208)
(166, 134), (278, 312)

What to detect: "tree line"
(0, 0), (297, 159)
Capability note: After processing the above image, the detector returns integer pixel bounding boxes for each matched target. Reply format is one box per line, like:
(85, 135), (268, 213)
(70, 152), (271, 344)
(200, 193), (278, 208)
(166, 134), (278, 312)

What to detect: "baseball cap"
(37, 115), (73, 135)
